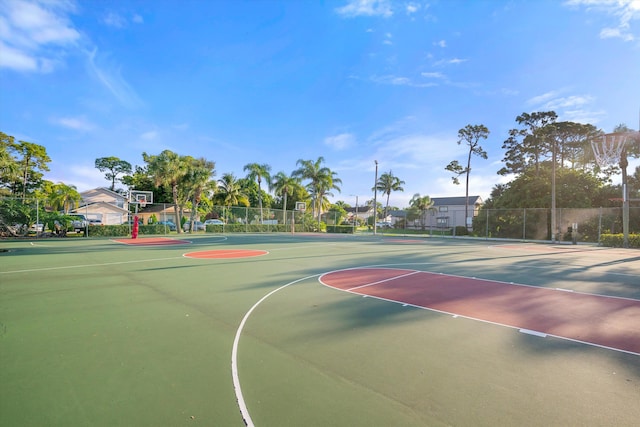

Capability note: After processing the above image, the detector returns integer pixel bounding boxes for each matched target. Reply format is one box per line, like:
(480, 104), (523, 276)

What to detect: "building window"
(439, 206), (448, 212)
(437, 217), (449, 226)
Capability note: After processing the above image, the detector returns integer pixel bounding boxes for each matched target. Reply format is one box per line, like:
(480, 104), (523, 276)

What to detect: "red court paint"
(184, 249), (268, 259)
(114, 237), (191, 245)
(385, 239), (427, 244)
(320, 268), (640, 355)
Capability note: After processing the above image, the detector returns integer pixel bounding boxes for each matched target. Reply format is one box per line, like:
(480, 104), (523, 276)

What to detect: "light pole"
(373, 160), (378, 235)
(350, 194), (358, 233)
(551, 136), (557, 243)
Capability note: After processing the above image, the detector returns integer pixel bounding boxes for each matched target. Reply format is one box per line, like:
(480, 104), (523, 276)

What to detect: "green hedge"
(326, 225), (354, 234)
(600, 233), (640, 248)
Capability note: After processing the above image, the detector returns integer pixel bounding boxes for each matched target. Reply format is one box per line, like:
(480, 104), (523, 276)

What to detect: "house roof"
(432, 196), (483, 206)
(80, 187), (127, 200)
(71, 201), (129, 214)
(345, 206), (373, 214)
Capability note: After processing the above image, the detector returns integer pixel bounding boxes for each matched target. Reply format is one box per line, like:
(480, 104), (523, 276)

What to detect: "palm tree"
(243, 163), (271, 223)
(374, 170), (405, 219)
(292, 157), (341, 222)
(143, 150), (188, 233)
(182, 157), (216, 231)
(214, 173), (249, 207)
(48, 182), (81, 213)
(409, 193), (435, 230)
(270, 171), (302, 225)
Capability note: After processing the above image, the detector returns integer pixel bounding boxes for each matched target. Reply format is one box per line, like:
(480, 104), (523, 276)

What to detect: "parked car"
(204, 219), (225, 225)
(183, 221), (206, 231)
(157, 220), (177, 231)
(69, 214), (87, 232)
(30, 223), (44, 232)
(376, 221), (392, 228)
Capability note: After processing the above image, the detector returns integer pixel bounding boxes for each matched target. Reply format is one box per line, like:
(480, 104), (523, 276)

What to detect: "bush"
(600, 233), (640, 248)
(326, 225), (354, 234)
(454, 226), (469, 236)
(87, 225), (130, 237)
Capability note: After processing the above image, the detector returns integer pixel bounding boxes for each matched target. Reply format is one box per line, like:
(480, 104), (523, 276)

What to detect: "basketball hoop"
(137, 195), (147, 208)
(295, 202), (306, 212)
(591, 132), (630, 167)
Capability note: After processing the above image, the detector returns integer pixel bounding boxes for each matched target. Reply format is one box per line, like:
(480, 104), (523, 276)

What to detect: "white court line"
(346, 270), (421, 291)
(231, 274), (320, 427)
(0, 256), (184, 274)
(319, 266), (640, 357)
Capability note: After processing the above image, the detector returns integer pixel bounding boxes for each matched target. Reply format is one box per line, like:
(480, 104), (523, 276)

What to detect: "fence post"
(485, 209), (489, 239)
(598, 206), (602, 246)
(523, 208), (526, 241)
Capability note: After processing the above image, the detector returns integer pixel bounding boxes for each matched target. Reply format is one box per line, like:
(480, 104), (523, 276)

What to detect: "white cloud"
(371, 74), (437, 87)
(52, 116), (95, 131)
(324, 133), (356, 150)
(0, 40), (37, 70)
(421, 71), (446, 79)
(526, 90), (563, 106)
(103, 11), (144, 28)
(565, 0), (640, 42)
(526, 90), (605, 124)
(406, 3), (420, 14)
(434, 39), (446, 48)
(103, 12), (126, 28)
(0, 0), (80, 72)
(141, 130), (157, 140)
(86, 48), (143, 109)
(335, 0), (393, 18)
(433, 57), (468, 66)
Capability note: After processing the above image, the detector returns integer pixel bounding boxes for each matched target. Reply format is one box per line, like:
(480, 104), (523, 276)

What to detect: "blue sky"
(1, 0), (639, 208)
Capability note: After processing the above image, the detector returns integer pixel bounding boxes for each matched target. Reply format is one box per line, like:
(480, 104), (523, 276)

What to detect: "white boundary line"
(183, 249), (269, 259)
(0, 256), (184, 274)
(317, 266), (640, 356)
(231, 274), (319, 427)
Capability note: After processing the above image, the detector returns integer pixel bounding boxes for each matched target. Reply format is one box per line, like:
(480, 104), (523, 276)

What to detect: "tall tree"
(243, 163), (271, 223)
(214, 173), (249, 207)
(292, 157), (341, 222)
(182, 157), (216, 230)
(143, 150), (188, 233)
(0, 132), (19, 196)
(499, 111), (557, 177)
(270, 171), (302, 224)
(10, 140), (51, 201)
(48, 182), (81, 213)
(95, 156), (133, 191)
(409, 193), (435, 230)
(374, 170), (405, 220)
(445, 124), (489, 225)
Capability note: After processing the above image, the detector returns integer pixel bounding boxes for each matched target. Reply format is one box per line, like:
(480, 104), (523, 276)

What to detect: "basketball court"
(1, 234), (639, 426)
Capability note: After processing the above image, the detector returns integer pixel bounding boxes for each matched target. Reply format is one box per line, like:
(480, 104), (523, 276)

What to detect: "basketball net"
(591, 132), (629, 167)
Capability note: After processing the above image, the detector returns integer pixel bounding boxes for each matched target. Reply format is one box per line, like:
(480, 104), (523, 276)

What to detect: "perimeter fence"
(1, 196), (638, 244)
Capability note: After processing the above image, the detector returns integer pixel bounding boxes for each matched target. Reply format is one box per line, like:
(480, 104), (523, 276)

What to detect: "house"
(390, 196), (484, 230)
(344, 205), (375, 224)
(136, 203), (187, 225)
(71, 188), (130, 225)
(428, 196), (483, 229)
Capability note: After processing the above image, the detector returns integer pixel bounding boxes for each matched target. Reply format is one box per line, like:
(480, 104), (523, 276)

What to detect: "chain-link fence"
(2, 196), (638, 243)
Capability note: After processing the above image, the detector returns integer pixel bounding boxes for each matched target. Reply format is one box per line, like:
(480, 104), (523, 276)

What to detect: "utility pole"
(373, 160), (378, 235)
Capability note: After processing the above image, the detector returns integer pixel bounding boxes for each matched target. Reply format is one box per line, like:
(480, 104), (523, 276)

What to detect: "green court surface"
(1, 234), (639, 426)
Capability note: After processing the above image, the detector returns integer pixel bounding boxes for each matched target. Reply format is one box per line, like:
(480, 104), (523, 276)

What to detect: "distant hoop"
(136, 195), (147, 208)
(295, 202), (306, 212)
(591, 132), (630, 167)
(129, 190), (153, 207)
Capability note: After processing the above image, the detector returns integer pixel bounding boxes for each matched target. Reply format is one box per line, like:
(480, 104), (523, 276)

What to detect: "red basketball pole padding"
(132, 215), (139, 239)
